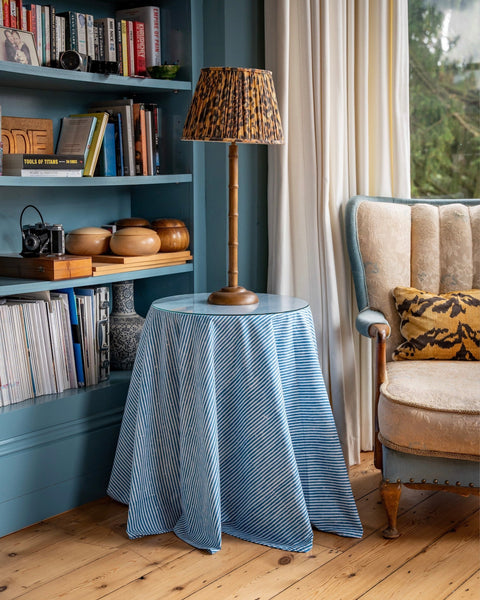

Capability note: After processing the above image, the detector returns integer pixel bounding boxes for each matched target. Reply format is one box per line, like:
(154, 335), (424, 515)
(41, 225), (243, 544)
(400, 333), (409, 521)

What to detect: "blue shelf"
(0, 174), (193, 187)
(0, 61), (191, 94)
(0, 262), (193, 295)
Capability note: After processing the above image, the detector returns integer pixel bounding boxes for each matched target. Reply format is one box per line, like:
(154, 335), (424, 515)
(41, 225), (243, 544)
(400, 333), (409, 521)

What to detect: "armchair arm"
(356, 309), (391, 471)
(355, 308), (390, 338)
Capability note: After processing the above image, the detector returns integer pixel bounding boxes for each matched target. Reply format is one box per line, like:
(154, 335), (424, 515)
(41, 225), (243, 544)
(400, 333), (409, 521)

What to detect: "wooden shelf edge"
(0, 262), (194, 295)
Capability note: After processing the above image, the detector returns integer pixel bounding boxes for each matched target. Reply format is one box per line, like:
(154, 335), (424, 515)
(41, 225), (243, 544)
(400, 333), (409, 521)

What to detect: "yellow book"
(120, 20), (129, 76)
(69, 112), (110, 177)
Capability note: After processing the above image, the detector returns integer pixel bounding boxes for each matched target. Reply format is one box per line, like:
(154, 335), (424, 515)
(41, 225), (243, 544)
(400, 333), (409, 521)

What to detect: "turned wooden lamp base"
(208, 286), (259, 306)
(207, 142), (260, 307)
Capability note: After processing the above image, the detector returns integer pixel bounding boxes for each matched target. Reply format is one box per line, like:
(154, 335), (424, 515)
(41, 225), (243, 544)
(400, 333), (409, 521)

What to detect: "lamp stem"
(207, 142), (259, 305)
(228, 142), (239, 289)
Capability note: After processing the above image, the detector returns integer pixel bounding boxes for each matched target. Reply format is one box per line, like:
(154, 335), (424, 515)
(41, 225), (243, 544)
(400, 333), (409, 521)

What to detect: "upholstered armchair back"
(349, 197), (480, 359)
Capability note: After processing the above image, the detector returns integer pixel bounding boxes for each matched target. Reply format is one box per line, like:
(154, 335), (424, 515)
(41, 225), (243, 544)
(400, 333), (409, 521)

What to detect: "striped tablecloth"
(108, 293), (363, 553)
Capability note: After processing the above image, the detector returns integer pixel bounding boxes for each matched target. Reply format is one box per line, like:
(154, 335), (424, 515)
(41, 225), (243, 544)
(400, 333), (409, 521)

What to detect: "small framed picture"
(0, 26), (39, 66)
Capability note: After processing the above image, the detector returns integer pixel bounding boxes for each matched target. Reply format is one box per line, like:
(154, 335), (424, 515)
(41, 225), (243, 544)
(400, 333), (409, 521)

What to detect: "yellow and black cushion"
(392, 287), (480, 360)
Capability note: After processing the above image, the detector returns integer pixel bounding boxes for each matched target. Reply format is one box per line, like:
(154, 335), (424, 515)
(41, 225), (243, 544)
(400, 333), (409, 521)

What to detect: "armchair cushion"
(378, 361), (480, 460)
(392, 287), (480, 361)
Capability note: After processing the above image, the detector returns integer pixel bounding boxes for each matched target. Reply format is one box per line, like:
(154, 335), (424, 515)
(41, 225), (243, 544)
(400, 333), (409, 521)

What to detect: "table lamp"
(182, 67), (284, 305)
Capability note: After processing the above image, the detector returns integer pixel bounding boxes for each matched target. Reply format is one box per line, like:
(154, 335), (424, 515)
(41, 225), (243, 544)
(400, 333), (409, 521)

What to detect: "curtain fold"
(265, 0), (411, 465)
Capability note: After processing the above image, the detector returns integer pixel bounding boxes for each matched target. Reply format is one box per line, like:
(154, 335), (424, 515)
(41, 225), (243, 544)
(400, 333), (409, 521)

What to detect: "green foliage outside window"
(409, 0), (480, 198)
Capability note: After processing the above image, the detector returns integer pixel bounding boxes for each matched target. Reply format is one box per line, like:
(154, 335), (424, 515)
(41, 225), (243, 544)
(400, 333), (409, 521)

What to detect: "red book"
(9, 0), (16, 28)
(26, 7), (32, 32)
(126, 19), (134, 76)
(133, 21), (146, 76)
(15, 0), (22, 29)
(2, 0), (9, 27)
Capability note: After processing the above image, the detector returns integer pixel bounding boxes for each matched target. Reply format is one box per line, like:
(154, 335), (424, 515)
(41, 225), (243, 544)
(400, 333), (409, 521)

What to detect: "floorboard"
(1, 453), (478, 600)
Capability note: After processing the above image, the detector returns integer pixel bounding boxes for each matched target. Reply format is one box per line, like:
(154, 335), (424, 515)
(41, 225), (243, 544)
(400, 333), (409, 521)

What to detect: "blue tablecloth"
(108, 293), (362, 553)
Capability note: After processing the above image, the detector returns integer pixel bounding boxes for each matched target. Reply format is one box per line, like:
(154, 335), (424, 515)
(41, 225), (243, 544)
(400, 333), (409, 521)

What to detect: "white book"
(0, 305), (14, 405)
(3, 304), (31, 404)
(86, 14), (95, 60)
(76, 13), (87, 55)
(3, 169), (83, 177)
(9, 304), (34, 401)
(46, 298), (67, 393)
(115, 6), (161, 68)
(56, 16), (66, 57)
(34, 301), (57, 395)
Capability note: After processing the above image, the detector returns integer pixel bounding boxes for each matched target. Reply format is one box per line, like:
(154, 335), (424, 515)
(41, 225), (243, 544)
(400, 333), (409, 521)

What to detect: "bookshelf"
(0, 0), (205, 537)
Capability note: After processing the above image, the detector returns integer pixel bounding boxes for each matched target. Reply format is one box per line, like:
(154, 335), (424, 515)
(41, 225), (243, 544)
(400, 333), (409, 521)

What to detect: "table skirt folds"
(107, 302), (363, 553)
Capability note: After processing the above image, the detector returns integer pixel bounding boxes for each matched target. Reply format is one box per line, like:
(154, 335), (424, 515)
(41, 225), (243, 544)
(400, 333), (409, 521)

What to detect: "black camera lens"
(24, 234), (41, 252)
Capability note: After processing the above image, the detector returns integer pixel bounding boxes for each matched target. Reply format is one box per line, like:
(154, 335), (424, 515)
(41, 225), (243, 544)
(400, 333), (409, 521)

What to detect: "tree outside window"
(409, 0), (480, 198)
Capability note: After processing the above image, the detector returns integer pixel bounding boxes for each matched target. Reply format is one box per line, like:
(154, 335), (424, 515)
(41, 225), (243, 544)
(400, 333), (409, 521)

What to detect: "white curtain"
(265, 0), (411, 466)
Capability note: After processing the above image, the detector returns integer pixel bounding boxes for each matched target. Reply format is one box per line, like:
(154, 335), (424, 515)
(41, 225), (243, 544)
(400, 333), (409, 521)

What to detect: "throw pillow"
(392, 287), (480, 360)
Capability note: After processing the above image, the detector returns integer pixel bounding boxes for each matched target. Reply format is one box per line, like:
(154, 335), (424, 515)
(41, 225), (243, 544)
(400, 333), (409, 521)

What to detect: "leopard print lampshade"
(182, 67), (284, 144)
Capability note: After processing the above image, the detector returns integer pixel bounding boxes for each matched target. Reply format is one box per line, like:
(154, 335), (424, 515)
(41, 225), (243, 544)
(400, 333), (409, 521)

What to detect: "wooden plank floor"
(1, 452), (479, 599)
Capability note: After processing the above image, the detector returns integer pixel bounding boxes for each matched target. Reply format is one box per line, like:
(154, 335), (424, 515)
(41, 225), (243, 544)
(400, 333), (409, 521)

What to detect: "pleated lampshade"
(182, 67), (284, 144)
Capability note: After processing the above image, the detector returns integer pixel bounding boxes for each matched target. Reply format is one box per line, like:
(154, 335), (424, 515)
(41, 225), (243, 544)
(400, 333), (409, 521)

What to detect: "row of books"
(2, 96), (163, 176)
(1, 3), (161, 74)
(0, 286), (109, 407)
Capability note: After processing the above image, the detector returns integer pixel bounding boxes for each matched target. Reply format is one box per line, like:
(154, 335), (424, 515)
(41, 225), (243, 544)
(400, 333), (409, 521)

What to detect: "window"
(409, 0), (480, 198)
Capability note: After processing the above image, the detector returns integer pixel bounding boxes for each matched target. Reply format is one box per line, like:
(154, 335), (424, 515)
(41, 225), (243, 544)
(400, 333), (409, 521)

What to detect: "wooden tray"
(92, 257), (191, 276)
(92, 251), (192, 265)
(0, 254), (92, 280)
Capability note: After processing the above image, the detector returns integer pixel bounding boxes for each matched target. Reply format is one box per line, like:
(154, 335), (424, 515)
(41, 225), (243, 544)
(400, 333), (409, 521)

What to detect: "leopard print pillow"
(392, 287), (480, 360)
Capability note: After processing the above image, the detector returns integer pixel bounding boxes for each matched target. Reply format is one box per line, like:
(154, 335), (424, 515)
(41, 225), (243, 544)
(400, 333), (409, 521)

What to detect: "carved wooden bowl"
(151, 218), (190, 252)
(65, 227), (112, 256)
(115, 217), (151, 229)
(110, 227), (161, 256)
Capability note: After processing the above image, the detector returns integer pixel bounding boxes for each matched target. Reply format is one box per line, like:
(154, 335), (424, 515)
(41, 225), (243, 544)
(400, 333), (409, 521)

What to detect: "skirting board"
(0, 374), (130, 538)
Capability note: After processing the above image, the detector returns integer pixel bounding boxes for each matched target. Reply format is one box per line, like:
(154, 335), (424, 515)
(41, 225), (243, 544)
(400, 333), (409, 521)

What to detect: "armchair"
(345, 195), (480, 538)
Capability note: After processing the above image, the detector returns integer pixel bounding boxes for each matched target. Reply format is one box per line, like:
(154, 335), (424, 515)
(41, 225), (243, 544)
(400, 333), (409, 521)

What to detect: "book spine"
(60, 11), (77, 52)
(9, 0), (17, 29)
(21, 6), (27, 31)
(15, 0), (22, 30)
(94, 17), (115, 62)
(127, 19), (134, 76)
(9, 170), (83, 177)
(41, 6), (49, 66)
(120, 20), (128, 76)
(56, 15), (65, 58)
(114, 112), (124, 176)
(32, 4), (41, 60)
(56, 288), (85, 388)
(76, 12), (86, 55)
(49, 4), (56, 67)
(27, 5), (31, 33)
(133, 21), (146, 76)
(115, 19), (122, 75)
(85, 13), (94, 60)
(2, 0), (9, 27)
(96, 21), (105, 61)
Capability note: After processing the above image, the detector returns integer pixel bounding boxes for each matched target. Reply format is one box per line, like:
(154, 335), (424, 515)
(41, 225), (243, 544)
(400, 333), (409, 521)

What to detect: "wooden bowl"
(151, 218), (190, 252)
(65, 227), (112, 256)
(115, 217), (151, 229)
(110, 227), (161, 256)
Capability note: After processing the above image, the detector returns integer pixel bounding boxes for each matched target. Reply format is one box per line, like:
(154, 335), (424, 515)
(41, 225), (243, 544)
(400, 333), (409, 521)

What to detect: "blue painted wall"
(201, 0), (268, 294)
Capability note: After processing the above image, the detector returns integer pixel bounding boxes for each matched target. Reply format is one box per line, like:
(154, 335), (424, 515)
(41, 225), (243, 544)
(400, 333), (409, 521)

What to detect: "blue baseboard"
(0, 372), (130, 537)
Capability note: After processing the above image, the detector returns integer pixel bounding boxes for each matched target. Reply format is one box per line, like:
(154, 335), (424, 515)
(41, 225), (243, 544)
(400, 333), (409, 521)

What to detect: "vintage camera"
(59, 50), (91, 72)
(20, 205), (65, 257)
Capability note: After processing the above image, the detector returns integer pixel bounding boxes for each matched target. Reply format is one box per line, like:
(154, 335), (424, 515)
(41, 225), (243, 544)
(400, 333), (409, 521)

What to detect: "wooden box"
(0, 254), (92, 280)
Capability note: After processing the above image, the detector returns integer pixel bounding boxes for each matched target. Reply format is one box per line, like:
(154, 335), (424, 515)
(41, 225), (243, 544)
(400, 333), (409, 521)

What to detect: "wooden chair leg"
(380, 480), (402, 539)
